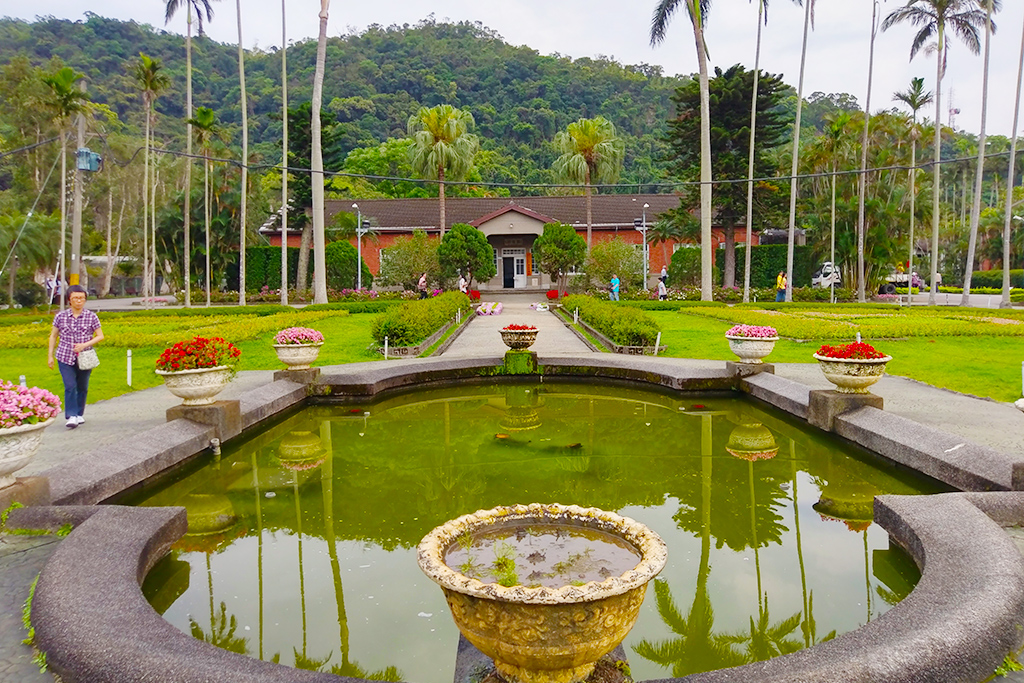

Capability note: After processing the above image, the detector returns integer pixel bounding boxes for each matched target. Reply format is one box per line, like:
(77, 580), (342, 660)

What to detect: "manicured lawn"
(650, 307), (1024, 403)
(0, 310), (379, 404)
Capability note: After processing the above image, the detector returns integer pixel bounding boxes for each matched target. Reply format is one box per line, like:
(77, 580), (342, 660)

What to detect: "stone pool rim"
(11, 353), (1024, 683)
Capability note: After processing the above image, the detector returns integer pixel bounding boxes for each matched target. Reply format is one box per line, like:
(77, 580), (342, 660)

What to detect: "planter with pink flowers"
(724, 324), (779, 364)
(272, 327), (325, 370)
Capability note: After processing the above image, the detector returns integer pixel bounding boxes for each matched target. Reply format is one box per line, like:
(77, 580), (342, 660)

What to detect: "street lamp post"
(353, 203), (370, 291)
(633, 202), (650, 289)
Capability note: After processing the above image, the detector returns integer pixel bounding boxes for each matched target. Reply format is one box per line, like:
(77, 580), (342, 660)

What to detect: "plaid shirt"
(52, 309), (101, 366)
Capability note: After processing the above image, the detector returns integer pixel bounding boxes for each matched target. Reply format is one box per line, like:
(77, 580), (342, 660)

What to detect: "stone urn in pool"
(417, 503), (667, 683)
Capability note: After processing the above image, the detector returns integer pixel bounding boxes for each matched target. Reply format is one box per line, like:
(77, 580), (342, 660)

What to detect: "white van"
(812, 262), (841, 288)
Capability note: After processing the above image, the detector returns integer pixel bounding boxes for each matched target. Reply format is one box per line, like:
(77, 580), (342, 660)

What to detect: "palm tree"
(310, 0), (331, 304)
(1001, 11), (1024, 308)
(131, 53), (170, 301)
(407, 104), (480, 239)
(165, 0), (218, 308)
(961, 0), (999, 305)
(552, 116), (624, 255)
(784, 0), (815, 303)
(855, 0), (880, 303)
(883, 0), (992, 305)
(893, 77), (934, 300)
(41, 65), (89, 308)
(280, 0), (289, 306)
(188, 106), (220, 307)
(651, 0), (713, 300)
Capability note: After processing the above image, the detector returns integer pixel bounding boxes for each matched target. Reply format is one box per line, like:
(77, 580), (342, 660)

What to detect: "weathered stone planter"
(813, 354), (892, 394)
(500, 328), (538, 350)
(0, 418), (56, 488)
(725, 335), (779, 364)
(417, 503), (667, 683)
(155, 365), (234, 406)
(272, 343), (323, 371)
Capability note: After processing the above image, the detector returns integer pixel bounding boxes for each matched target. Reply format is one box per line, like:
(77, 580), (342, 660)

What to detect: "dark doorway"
(502, 257), (515, 288)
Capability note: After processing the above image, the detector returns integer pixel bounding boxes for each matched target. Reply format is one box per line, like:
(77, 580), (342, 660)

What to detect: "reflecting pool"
(132, 382), (942, 682)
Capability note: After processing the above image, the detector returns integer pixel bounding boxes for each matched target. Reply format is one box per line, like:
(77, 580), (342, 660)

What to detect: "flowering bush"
(476, 302), (503, 316)
(502, 324), (537, 331)
(273, 327), (324, 345)
(155, 337), (242, 372)
(0, 381), (61, 429)
(470, 290), (481, 302)
(726, 324), (778, 339)
(815, 342), (887, 360)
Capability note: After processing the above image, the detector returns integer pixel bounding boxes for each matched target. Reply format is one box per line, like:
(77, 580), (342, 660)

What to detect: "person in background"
(660, 265), (667, 282)
(47, 285), (103, 428)
(418, 272), (429, 299)
(657, 276), (668, 301)
(610, 274), (620, 301)
(776, 270), (787, 302)
(458, 271), (468, 294)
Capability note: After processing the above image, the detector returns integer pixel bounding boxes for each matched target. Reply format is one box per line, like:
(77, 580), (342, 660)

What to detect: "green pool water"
(133, 381), (941, 682)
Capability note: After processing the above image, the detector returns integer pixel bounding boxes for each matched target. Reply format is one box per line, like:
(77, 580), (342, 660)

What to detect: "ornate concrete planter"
(0, 418), (56, 488)
(500, 328), (538, 350)
(418, 503), (666, 683)
(813, 354), (892, 394)
(272, 343), (323, 371)
(155, 365), (234, 406)
(725, 335), (779, 364)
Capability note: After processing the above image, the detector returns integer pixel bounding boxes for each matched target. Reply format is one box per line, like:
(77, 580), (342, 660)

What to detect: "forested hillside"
(0, 14), (686, 189)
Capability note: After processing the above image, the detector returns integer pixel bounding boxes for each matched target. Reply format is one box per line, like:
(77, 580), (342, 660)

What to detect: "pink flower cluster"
(0, 381), (61, 429)
(726, 324), (778, 339)
(274, 327), (325, 345)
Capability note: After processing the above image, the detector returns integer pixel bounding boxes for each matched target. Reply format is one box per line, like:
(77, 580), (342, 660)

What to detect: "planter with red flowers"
(499, 324), (538, 350)
(724, 324), (779, 364)
(813, 342), (891, 394)
(155, 336), (242, 405)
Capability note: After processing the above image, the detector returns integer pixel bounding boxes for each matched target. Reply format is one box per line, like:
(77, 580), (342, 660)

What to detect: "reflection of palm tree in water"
(189, 599), (250, 655)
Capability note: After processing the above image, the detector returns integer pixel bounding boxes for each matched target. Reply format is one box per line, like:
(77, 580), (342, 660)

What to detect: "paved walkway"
(442, 302), (592, 357)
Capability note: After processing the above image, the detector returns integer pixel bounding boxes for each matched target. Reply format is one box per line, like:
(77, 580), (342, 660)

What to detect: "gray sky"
(11, 1), (1024, 137)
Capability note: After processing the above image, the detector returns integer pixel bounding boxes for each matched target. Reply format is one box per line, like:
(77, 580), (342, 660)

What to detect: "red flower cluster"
(545, 290), (567, 300)
(469, 290), (482, 301)
(502, 324), (537, 331)
(155, 336), (242, 372)
(816, 342), (886, 360)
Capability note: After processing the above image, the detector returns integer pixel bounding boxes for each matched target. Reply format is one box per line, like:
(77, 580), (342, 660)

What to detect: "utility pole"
(70, 80), (86, 287)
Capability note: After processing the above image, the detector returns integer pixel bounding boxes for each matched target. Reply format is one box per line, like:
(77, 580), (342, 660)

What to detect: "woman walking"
(47, 285), (104, 428)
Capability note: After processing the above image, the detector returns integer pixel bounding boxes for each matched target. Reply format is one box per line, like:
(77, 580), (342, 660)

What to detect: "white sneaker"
(66, 418), (78, 429)
(75, 415), (85, 425)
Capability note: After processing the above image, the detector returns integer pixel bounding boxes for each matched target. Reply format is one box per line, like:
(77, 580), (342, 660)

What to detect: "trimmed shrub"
(322, 241), (373, 291)
(304, 301), (402, 314)
(562, 295), (661, 346)
(370, 292), (471, 346)
(970, 269), (1024, 289)
(716, 244), (814, 288)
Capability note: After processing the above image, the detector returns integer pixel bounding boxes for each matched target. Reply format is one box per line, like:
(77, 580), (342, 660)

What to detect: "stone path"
(441, 302), (592, 357)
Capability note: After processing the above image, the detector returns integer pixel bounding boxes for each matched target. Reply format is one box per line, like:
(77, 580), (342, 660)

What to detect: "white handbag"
(78, 348), (100, 370)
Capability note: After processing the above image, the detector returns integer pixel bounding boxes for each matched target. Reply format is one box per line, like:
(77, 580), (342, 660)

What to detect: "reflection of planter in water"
(178, 493), (241, 553)
(500, 406), (542, 432)
(417, 503), (667, 683)
(813, 480), (879, 532)
(276, 430), (328, 471)
(725, 422), (779, 461)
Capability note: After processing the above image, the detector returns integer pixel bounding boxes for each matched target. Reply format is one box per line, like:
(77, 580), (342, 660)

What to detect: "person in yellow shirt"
(775, 271), (787, 302)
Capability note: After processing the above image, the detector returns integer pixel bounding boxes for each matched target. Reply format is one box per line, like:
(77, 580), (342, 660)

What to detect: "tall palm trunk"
(585, 166), (592, 254)
(830, 161), (837, 303)
(961, 0), (994, 305)
(184, 6), (193, 307)
(743, 0), (765, 303)
(205, 155), (211, 307)
(143, 104), (151, 301)
(310, 0), (330, 304)
(690, 0), (713, 300)
(236, 0), (248, 305)
(439, 164), (447, 237)
(152, 157), (159, 297)
(280, 0), (289, 306)
(1001, 10), (1024, 308)
(929, 22), (945, 305)
(58, 127), (67, 309)
(786, 0), (814, 303)
(856, 0), (879, 303)
(908, 133), (917, 303)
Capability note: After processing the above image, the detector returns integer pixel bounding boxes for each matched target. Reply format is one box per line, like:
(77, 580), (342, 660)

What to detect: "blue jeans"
(775, 289), (785, 302)
(610, 289), (619, 301)
(58, 360), (91, 418)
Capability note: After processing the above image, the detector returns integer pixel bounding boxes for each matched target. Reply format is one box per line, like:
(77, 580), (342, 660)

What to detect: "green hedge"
(99, 304), (295, 319)
(304, 301), (403, 314)
(321, 241), (373, 292)
(370, 292), (471, 346)
(562, 295), (661, 346)
(626, 300), (728, 311)
(970, 269), (1024, 289)
(245, 246), (301, 293)
(714, 244), (814, 288)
